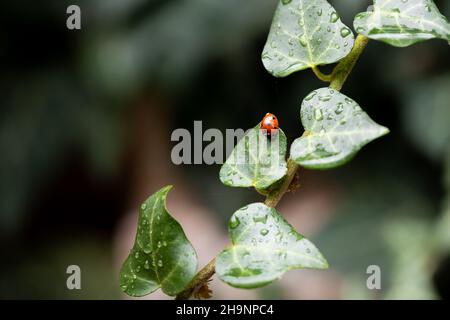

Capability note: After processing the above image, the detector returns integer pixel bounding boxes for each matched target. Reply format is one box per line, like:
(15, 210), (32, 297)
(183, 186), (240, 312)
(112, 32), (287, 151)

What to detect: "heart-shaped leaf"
(120, 185), (197, 297)
(220, 125), (288, 192)
(290, 88), (389, 169)
(354, 0), (450, 47)
(216, 203), (328, 288)
(262, 0), (355, 77)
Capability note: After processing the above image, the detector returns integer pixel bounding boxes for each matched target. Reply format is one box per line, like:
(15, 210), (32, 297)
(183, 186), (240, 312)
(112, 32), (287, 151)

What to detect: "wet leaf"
(262, 0), (355, 77)
(219, 126), (288, 192)
(120, 186), (197, 297)
(354, 0), (450, 47)
(216, 203), (328, 288)
(291, 88), (389, 169)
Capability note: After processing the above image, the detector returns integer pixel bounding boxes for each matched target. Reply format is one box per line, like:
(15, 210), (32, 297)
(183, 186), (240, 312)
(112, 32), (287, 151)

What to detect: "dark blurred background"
(0, 0), (449, 299)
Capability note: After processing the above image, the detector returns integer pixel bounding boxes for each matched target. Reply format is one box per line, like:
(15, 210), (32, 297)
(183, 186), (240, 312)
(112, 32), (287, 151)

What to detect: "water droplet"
(253, 214), (268, 224)
(299, 37), (307, 47)
(281, 0), (292, 4)
(120, 285), (128, 291)
(143, 246), (152, 254)
(157, 241), (162, 248)
(317, 9), (322, 16)
(134, 252), (140, 259)
(262, 52), (271, 61)
(132, 274), (137, 280)
(306, 248), (311, 254)
(144, 260), (150, 269)
(356, 27), (366, 33)
(141, 203), (147, 210)
(260, 229), (269, 236)
(270, 41), (277, 49)
(340, 27), (351, 38)
(314, 109), (324, 121)
(163, 241), (167, 247)
(157, 260), (163, 267)
(319, 95), (331, 102)
(335, 103), (344, 114)
(136, 266), (141, 272)
(229, 216), (240, 229)
(330, 12), (339, 23)
(327, 26), (331, 32)
(305, 91), (317, 101)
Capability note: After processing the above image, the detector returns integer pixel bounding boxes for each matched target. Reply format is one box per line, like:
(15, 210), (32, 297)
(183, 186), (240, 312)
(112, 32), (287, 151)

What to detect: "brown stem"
(175, 258), (216, 300)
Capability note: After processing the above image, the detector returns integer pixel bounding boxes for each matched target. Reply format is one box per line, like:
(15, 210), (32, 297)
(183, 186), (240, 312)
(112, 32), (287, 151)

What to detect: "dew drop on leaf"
(314, 108), (324, 121)
(229, 216), (240, 229)
(305, 91), (317, 101)
(335, 103), (344, 114)
(299, 37), (307, 47)
(330, 12), (339, 23)
(340, 27), (351, 38)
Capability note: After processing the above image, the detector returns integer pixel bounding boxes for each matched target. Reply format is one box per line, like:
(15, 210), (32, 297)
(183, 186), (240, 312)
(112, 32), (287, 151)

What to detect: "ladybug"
(260, 113), (279, 137)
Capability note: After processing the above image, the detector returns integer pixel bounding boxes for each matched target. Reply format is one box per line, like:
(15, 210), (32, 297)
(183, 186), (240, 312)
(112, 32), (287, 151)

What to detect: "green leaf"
(216, 203), (328, 288)
(354, 0), (450, 47)
(291, 88), (389, 169)
(120, 185), (197, 297)
(262, 0), (355, 77)
(219, 125), (288, 192)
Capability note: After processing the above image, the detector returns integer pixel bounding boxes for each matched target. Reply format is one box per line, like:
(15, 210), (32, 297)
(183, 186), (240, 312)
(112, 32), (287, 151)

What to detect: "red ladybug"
(260, 113), (279, 137)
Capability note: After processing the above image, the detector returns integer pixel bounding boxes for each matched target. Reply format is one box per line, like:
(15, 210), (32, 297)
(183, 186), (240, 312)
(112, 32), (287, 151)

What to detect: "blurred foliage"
(0, 0), (449, 298)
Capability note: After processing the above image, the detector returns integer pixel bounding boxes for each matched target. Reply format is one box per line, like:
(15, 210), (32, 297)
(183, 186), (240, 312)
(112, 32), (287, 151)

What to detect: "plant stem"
(330, 34), (369, 91)
(264, 158), (299, 208)
(175, 258), (216, 300)
(175, 35), (370, 301)
(311, 66), (332, 82)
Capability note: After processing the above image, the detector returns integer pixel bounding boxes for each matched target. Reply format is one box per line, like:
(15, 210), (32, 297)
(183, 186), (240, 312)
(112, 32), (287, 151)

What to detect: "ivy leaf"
(354, 0), (450, 47)
(219, 125), (287, 192)
(120, 186), (197, 297)
(262, 0), (355, 77)
(290, 88), (389, 169)
(216, 203), (328, 288)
